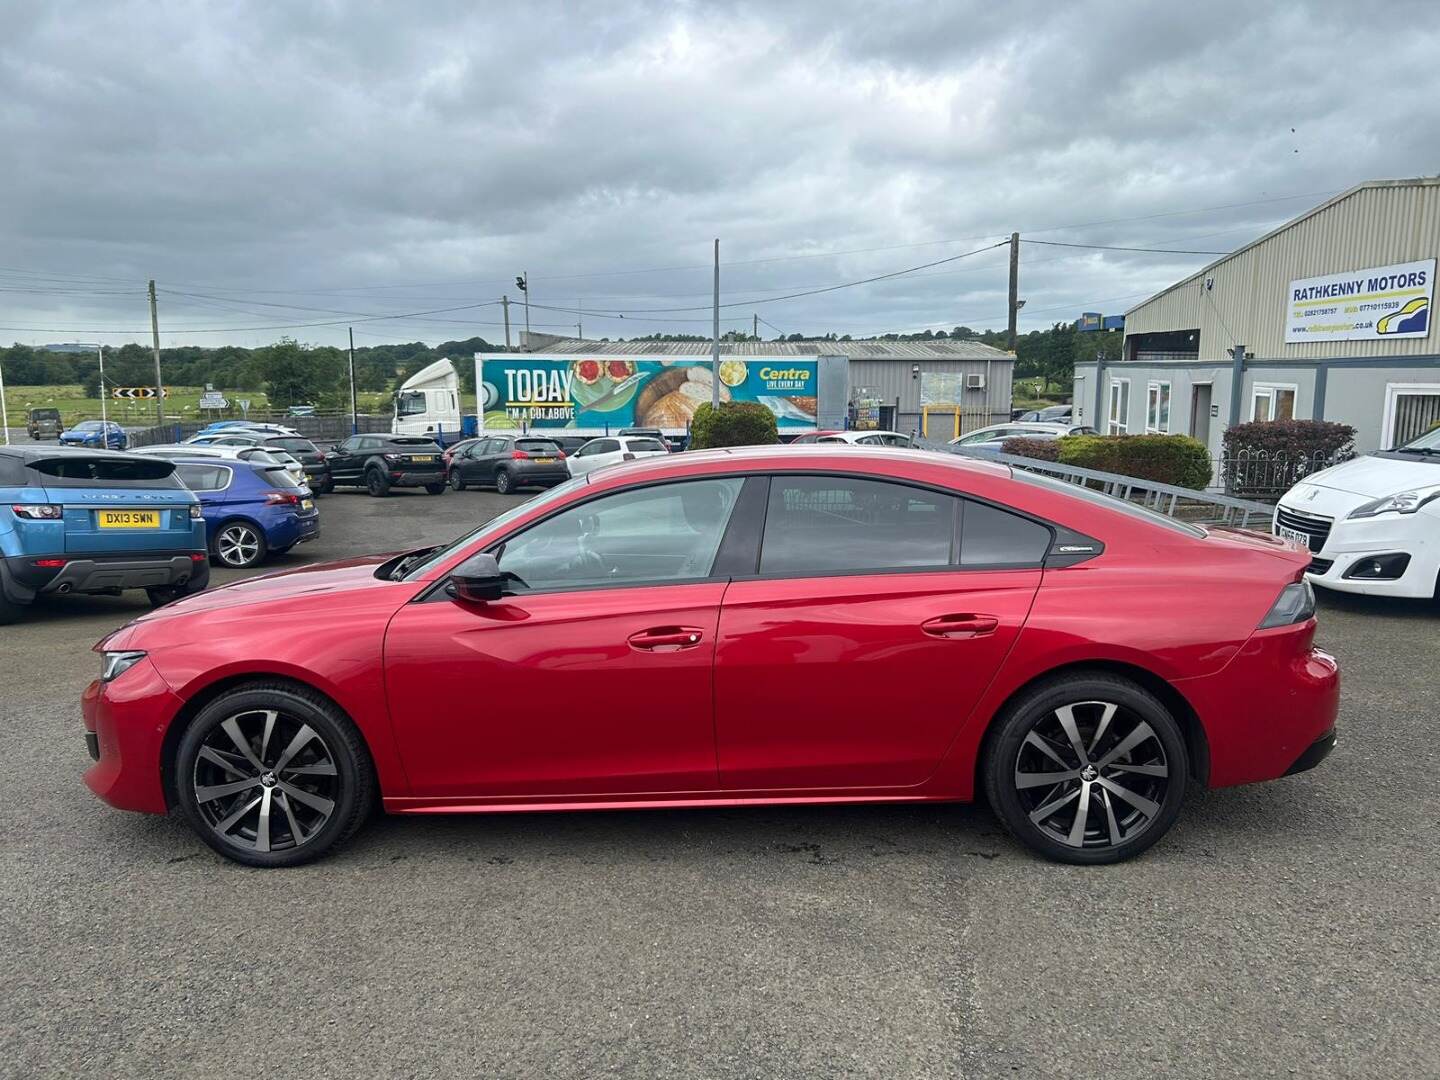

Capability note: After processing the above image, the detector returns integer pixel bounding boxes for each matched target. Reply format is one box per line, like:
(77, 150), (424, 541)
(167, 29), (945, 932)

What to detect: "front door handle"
(921, 613), (999, 639)
(627, 626), (705, 652)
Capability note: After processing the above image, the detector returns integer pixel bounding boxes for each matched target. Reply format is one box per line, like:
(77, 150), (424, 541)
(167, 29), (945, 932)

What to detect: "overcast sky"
(3, 0), (1438, 350)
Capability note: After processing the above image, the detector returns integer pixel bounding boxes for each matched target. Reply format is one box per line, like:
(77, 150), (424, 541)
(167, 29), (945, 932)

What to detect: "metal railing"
(1216, 449), (1344, 501)
(928, 441), (1274, 529)
(125, 413), (393, 449)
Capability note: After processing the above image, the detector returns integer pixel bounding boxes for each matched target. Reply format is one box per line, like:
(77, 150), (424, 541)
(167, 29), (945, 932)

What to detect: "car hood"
(1300, 453), (1440, 498)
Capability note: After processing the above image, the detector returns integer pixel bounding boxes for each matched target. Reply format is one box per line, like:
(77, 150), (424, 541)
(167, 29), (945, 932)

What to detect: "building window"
(1107, 378), (1130, 435)
(1145, 381), (1171, 433)
(1250, 384), (1297, 422)
(1382, 383), (1440, 449)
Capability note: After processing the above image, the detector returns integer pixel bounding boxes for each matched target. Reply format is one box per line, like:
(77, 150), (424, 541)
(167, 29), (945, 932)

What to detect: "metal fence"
(931, 441), (1275, 529)
(1217, 449), (1345, 502)
(125, 413), (392, 449)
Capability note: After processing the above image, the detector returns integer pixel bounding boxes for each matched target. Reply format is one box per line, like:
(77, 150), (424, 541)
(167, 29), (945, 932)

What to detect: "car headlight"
(101, 650), (147, 682)
(1346, 486), (1440, 520)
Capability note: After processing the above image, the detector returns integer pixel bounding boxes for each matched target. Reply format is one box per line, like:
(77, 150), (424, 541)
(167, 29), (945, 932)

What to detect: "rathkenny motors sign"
(1286, 258), (1434, 343)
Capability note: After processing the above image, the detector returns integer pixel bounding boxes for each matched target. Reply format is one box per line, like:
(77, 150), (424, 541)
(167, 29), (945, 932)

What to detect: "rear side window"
(627, 439), (666, 453)
(759, 476), (955, 575)
(959, 501), (1051, 567)
(28, 457), (182, 489)
(176, 464), (231, 491)
(261, 468), (302, 490)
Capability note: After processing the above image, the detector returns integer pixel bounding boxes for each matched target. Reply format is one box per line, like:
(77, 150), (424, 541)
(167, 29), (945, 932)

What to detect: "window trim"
(417, 468), (1063, 600)
(1145, 380), (1172, 434)
(1250, 382), (1299, 423)
(1107, 378), (1131, 435)
(1380, 381), (1440, 450)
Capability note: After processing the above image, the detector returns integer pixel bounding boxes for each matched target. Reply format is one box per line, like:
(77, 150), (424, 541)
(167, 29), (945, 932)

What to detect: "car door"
(383, 475), (748, 797)
(713, 474), (1046, 791)
(462, 437), (502, 483)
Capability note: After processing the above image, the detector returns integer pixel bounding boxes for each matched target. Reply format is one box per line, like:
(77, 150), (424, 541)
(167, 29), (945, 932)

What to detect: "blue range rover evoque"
(0, 446), (208, 624)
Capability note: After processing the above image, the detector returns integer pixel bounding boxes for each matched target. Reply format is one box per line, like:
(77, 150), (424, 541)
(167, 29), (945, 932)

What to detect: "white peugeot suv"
(1273, 427), (1440, 598)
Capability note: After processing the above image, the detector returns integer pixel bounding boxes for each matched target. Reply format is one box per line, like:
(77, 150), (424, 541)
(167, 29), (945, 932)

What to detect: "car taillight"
(264, 492), (302, 507)
(11, 504), (63, 520)
(556, 450), (566, 459)
(382, 453), (402, 463)
(189, 553), (207, 562)
(1258, 580), (1316, 629)
(511, 450), (530, 460)
(33, 558), (66, 568)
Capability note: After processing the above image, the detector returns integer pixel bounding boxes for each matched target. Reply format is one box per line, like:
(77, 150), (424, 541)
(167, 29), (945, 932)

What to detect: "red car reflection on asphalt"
(83, 447), (1338, 867)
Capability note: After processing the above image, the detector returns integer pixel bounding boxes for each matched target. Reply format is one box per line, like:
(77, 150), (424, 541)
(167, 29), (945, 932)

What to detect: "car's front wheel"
(984, 674), (1187, 864)
(213, 521), (268, 568)
(174, 683), (375, 867)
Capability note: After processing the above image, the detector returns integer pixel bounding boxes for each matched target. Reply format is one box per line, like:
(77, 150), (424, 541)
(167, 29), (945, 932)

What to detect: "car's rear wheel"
(448, 470), (466, 491)
(0, 591), (25, 625)
(984, 674), (1187, 865)
(214, 521), (268, 568)
(366, 469), (390, 498)
(174, 684), (374, 867)
(494, 468), (514, 494)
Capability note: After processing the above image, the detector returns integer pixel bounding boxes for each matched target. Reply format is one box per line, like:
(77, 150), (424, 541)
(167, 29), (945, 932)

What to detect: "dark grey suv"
(447, 435), (568, 494)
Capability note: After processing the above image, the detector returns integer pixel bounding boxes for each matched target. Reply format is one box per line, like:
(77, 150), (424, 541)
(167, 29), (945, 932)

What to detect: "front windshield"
(402, 475), (589, 579)
(74, 420), (103, 431)
(396, 391), (427, 417)
(1398, 426), (1440, 452)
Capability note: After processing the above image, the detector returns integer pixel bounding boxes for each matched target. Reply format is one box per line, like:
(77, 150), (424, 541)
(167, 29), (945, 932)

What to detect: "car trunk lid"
(26, 455), (197, 554)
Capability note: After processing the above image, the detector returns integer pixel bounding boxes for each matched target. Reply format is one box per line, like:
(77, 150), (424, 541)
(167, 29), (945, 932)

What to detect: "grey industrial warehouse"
(1074, 178), (1440, 458)
(523, 335), (1014, 439)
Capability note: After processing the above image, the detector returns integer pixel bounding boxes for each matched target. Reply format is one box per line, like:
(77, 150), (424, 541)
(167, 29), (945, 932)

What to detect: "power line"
(1021, 239), (1230, 256)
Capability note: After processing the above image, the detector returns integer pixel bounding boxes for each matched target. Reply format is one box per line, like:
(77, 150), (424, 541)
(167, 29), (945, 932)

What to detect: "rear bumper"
(511, 466), (570, 486)
(82, 658), (180, 814)
(2, 550), (208, 602)
(387, 470), (446, 487)
(1284, 730), (1336, 775)
(1179, 624), (1339, 789)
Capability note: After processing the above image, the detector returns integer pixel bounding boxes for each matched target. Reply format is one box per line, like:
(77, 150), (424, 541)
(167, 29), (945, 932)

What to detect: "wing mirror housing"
(446, 552), (506, 603)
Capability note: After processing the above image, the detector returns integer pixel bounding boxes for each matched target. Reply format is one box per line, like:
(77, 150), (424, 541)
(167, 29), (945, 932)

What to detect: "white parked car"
(950, 422), (1097, 449)
(565, 435), (670, 477)
(134, 443), (310, 492)
(1273, 427), (1440, 598)
(814, 430), (915, 447)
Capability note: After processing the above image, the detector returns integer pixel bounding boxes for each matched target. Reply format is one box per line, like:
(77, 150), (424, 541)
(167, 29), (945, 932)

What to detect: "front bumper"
(82, 657), (183, 814)
(1275, 495), (1439, 598)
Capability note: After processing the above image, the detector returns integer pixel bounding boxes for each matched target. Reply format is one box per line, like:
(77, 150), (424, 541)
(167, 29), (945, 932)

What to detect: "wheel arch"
(159, 672), (378, 810)
(972, 659), (1211, 802)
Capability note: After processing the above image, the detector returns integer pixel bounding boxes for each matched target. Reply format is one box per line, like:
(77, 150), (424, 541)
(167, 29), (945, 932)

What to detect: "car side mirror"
(446, 552), (506, 603)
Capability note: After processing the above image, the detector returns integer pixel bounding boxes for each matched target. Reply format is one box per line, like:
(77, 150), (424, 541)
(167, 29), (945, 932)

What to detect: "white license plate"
(410, 455), (436, 463)
(301, 499), (314, 511)
(1276, 525), (1311, 547)
(533, 457), (555, 464)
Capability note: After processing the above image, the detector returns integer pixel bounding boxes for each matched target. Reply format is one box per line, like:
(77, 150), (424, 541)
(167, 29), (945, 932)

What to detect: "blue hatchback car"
(59, 419), (128, 450)
(0, 447), (207, 624)
(169, 457), (320, 568)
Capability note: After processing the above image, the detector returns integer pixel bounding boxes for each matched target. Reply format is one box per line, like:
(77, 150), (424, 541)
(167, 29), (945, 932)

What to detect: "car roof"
(0, 444), (135, 463)
(592, 444), (1010, 483)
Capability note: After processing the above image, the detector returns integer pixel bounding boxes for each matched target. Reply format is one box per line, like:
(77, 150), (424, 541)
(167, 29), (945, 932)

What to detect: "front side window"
(495, 477), (744, 591)
(759, 476), (955, 575)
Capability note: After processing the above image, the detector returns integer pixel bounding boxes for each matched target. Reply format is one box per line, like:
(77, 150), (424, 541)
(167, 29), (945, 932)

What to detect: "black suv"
(324, 435), (447, 497)
(448, 434), (567, 494)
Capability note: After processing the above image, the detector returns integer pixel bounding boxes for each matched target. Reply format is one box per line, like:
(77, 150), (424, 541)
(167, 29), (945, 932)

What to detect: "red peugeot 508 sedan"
(83, 447), (1338, 867)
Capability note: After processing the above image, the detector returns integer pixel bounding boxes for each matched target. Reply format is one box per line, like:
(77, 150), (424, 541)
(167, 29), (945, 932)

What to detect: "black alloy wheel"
(985, 675), (1187, 864)
(366, 469), (390, 498)
(175, 684), (374, 867)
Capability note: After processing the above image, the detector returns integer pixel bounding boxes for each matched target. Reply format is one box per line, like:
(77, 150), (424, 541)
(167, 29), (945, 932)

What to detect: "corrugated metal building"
(1075, 178), (1440, 455)
(524, 335), (1015, 437)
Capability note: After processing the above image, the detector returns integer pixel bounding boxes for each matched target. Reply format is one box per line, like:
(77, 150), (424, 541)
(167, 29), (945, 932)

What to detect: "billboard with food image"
(476, 355), (818, 433)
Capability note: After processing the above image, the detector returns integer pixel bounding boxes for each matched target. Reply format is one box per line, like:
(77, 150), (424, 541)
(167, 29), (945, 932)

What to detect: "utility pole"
(515, 273), (530, 347)
(0, 349), (9, 445)
(577, 299), (583, 341)
(711, 239), (721, 409)
(147, 279), (165, 426)
(348, 327), (359, 435)
(95, 345), (108, 426)
(502, 295), (511, 350)
(1007, 232), (1020, 353)
(753, 313), (758, 341)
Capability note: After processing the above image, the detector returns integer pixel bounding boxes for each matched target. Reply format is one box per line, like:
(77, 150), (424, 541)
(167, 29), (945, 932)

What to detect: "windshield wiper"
(389, 546), (439, 581)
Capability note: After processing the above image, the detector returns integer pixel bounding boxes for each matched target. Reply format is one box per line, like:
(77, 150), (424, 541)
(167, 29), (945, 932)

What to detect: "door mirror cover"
(447, 551), (506, 603)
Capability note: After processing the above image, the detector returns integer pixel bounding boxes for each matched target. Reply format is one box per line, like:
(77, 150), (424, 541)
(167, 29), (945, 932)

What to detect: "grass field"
(3, 385), (394, 427)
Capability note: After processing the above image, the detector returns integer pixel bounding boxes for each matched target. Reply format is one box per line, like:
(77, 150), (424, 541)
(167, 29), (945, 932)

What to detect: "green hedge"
(1000, 437), (1062, 462)
(1056, 434), (1213, 490)
(689, 401), (778, 449)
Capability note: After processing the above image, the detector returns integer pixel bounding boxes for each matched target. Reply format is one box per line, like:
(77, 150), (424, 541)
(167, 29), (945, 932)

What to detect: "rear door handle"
(921, 613), (1000, 639)
(627, 626), (705, 652)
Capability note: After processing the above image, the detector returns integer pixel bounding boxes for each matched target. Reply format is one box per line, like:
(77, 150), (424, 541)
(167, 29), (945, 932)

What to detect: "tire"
(319, 476), (335, 495)
(173, 683), (375, 868)
(983, 673), (1188, 865)
(424, 482), (446, 495)
(494, 468), (514, 495)
(213, 520), (268, 569)
(448, 470), (466, 491)
(146, 567), (209, 608)
(366, 469), (391, 498)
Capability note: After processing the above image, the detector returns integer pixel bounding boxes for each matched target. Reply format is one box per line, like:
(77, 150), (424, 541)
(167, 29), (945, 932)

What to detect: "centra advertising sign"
(476, 355), (818, 432)
(1285, 258), (1434, 343)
